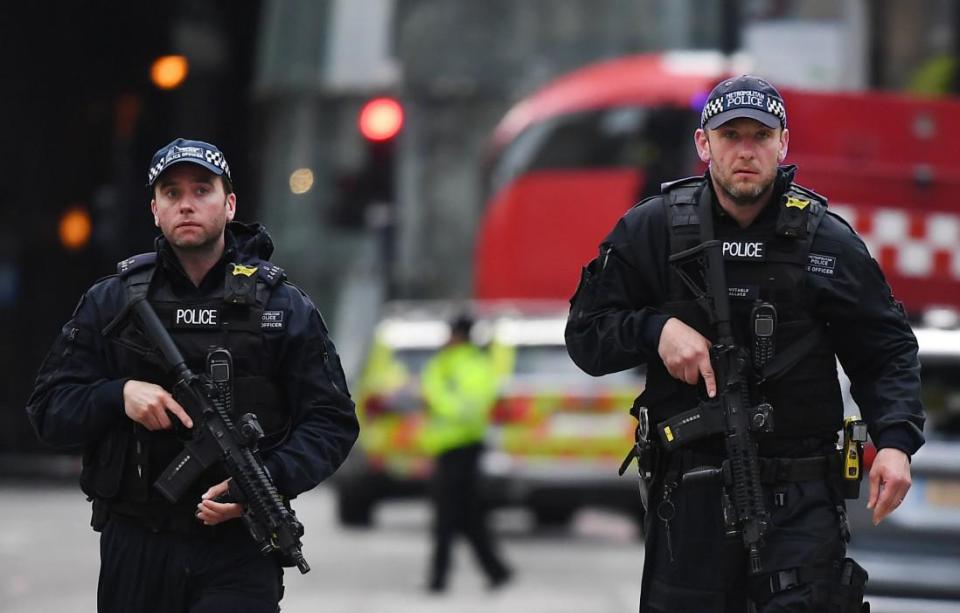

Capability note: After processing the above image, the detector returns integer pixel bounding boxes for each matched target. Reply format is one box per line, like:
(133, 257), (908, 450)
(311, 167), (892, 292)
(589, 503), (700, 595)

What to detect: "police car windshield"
(393, 345), (643, 385)
(392, 348), (435, 375)
(512, 345), (644, 385)
(920, 358), (960, 440)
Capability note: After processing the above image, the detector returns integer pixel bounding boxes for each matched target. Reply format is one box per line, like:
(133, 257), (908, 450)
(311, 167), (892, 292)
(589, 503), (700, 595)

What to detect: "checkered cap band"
(701, 98), (725, 124)
(700, 89), (787, 129)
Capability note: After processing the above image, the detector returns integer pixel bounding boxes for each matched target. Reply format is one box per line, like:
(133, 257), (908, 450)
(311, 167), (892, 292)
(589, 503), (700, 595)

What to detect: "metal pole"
(952, 0), (960, 94)
(867, 0), (886, 89)
(720, 0), (742, 57)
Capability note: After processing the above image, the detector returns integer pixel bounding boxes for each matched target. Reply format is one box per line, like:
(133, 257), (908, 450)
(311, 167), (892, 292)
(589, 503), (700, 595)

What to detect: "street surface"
(1, 482), (957, 612)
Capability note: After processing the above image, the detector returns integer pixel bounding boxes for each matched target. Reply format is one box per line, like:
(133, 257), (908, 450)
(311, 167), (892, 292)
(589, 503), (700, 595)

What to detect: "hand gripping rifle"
(130, 297), (311, 574)
(665, 187), (771, 575)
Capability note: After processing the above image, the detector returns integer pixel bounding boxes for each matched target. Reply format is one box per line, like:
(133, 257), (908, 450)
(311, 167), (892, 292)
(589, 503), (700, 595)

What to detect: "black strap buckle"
(769, 568), (800, 594)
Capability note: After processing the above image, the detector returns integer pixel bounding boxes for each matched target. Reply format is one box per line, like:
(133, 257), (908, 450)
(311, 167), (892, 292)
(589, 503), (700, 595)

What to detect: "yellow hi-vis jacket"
(420, 342), (500, 456)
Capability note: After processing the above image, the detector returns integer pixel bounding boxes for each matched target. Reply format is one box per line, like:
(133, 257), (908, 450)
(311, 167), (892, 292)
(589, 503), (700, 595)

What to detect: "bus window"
(487, 104), (701, 200)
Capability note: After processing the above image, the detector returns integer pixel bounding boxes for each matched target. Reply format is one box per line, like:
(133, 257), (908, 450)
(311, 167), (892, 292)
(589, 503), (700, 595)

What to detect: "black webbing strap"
(758, 325), (827, 382)
(751, 455), (833, 484)
(764, 564), (835, 597)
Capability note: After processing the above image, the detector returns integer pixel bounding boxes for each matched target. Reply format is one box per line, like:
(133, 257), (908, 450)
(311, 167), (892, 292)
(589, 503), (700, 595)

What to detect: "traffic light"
(358, 97), (404, 142)
(332, 96), (403, 228)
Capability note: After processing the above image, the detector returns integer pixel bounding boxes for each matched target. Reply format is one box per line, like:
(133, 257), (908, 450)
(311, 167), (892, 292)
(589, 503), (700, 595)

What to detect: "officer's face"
(694, 118), (789, 207)
(151, 165), (236, 252)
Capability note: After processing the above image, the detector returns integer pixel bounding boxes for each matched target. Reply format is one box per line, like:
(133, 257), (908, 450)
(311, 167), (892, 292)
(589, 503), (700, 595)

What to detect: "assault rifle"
(130, 297), (311, 574)
(665, 187), (772, 574)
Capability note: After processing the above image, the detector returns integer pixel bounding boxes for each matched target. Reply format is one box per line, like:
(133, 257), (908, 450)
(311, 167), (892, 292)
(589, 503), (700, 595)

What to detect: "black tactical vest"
(103, 252), (290, 514)
(641, 176), (844, 438)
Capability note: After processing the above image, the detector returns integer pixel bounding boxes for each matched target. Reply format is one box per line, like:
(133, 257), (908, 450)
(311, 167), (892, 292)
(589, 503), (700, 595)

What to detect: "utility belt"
(619, 406), (866, 513)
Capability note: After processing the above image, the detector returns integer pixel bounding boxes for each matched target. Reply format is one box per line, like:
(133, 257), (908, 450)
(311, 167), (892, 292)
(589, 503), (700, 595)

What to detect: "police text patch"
(722, 240), (765, 260)
(261, 310), (285, 330)
(172, 307), (220, 329)
(807, 253), (837, 277)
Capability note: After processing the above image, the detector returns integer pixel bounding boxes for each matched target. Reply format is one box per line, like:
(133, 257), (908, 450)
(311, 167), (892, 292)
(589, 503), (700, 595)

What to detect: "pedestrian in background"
(421, 314), (513, 593)
(27, 138), (358, 613)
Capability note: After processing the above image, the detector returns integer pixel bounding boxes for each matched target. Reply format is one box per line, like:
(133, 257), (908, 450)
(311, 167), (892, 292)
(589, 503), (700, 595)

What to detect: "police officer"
(421, 314), (512, 593)
(565, 76), (924, 612)
(27, 138), (359, 613)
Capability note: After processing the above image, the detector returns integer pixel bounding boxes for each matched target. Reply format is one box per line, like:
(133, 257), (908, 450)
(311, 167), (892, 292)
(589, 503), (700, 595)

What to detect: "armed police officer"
(565, 76), (924, 612)
(27, 138), (359, 613)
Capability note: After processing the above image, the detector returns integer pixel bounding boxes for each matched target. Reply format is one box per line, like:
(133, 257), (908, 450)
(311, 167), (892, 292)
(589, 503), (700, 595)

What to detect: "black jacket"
(27, 222), (359, 499)
(565, 168), (924, 456)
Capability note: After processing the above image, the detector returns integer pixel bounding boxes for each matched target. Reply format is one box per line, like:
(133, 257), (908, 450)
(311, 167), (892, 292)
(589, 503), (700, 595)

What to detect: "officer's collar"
(156, 231), (237, 291)
(704, 165), (795, 221)
(223, 228), (239, 261)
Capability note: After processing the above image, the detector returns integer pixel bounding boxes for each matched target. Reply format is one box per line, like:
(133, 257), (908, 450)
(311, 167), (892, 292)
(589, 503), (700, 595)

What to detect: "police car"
(332, 301), (644, 527)
(843, 322), (960, 600)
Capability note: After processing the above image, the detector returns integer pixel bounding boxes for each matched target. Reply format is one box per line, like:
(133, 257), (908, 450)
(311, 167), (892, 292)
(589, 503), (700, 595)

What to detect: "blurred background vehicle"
(844, 322), (960, 600)
(475, 52), (960, 312)
(333, 301), (644, 528)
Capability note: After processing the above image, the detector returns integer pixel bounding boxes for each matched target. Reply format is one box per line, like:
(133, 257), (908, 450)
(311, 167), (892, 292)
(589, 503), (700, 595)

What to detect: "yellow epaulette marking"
(785, 195), (810, 210)
(232, 264), (258, 277)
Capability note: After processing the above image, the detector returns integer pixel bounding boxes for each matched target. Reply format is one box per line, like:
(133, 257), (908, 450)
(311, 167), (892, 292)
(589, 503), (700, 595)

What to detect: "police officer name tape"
(169, 307), (287, 330)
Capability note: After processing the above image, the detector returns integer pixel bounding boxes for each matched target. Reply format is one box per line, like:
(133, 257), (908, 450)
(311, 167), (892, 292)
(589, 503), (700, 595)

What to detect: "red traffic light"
(359, 97), (403, 142)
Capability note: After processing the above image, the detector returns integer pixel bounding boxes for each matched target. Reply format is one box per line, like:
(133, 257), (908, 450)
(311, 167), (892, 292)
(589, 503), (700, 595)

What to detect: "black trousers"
(98, 514), (283, 613)
(639, 448), (864, 613)
(429, 443), (510, 589)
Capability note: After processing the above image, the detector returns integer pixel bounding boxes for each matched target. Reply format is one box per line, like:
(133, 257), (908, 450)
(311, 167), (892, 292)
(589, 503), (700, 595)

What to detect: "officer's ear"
(225, 193), (236, 222)
(694, 128), (711, 163)
(150, 199), (160, 227)
(778, 128), (790, 162)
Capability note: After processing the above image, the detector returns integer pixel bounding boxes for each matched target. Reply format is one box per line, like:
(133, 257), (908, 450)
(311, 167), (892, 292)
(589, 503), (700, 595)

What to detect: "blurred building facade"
(0, 1), (262, 457)
(250, 0), (960, 308)
(2, 0), (959, 456)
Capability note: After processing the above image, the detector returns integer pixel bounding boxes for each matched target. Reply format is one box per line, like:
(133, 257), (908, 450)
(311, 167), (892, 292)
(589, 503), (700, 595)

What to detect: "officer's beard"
(715, 173), (775, 208)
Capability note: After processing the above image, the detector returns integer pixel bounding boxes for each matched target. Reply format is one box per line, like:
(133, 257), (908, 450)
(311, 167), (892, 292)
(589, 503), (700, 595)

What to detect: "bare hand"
(122, 380), (193, 431)
(197, 479), (243, 526)
(657, 318), (717, 397)
(867, 448), (912, 525)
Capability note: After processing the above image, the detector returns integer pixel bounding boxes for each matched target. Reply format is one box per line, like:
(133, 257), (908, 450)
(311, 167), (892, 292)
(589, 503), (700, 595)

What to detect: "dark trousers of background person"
(98, 514), (283, 613)
(429, 442), (511, 591)
(639, 445), (864, 613)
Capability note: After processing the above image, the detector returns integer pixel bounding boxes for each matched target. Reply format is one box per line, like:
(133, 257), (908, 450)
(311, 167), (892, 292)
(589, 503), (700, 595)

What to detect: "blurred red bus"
(475, 51), (960, 315)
